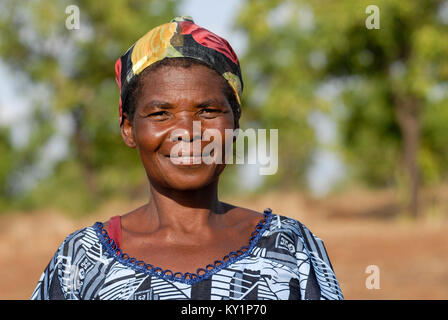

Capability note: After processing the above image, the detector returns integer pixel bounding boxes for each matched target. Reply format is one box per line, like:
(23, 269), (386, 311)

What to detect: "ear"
(121, 114), (137, 148)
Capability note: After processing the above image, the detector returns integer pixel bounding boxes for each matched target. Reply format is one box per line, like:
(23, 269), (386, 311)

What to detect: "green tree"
(0, 0), (178, 213)
(237, 0), (448, 217)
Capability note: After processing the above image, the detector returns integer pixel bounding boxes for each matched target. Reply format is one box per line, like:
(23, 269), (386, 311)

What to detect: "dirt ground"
(1, 189), (447, 300)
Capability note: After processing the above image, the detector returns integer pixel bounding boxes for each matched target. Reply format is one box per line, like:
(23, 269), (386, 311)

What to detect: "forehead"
(137, 64), (228, 105)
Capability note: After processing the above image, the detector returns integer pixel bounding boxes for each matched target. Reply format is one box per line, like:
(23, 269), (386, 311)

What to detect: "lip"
(168, 155), (204, 166)
(164, 151), (211, 158)
(168, 154), (204, 158)
(162, 150), (215, 166)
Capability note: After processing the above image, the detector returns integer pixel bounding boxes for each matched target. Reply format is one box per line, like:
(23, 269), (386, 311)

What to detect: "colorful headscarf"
(114, 16), (243, 126)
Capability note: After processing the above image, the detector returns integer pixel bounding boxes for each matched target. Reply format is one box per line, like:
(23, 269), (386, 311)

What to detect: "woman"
(31, 16), (343, 300)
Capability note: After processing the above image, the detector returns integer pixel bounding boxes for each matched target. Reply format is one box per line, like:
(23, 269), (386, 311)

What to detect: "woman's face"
(122, 64), (235, 191)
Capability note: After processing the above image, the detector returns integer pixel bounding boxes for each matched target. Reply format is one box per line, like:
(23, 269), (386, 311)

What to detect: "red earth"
(1, 189), (447, 299)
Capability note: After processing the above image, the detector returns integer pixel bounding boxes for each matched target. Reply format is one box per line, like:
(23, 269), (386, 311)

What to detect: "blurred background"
(1, 0), (447, 299)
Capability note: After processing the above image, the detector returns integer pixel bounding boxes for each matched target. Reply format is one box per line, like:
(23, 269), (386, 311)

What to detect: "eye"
(147, 111), (170, 120)
(199, 108), (221, 118)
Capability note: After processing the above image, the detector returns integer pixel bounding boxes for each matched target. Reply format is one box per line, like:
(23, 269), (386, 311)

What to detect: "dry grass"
(1, 189), (447, 299)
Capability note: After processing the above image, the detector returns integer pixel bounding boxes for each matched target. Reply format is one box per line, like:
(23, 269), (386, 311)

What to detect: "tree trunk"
(394, 95), (420, 218)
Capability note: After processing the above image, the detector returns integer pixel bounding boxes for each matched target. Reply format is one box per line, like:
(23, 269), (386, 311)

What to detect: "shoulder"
(220, 203), (267, 227)
(54, 223), (113, 276)
(35, 224), (112, 300)
(51, 224), (104, 261)
(262, 213), (344, 300)
(62, 224), (101, 246)
(265, 213), (314, 240)
(262, 213), (333, 265)
(273, 214), (320, 241)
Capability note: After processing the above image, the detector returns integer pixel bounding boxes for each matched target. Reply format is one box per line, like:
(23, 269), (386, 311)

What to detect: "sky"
(0, 0), (345, 196)
(177, 0), (247, 55)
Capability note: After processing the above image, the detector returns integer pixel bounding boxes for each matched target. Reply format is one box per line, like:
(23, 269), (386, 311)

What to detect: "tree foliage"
(0, 0), (178, 213)
(237, 0), (448, 216)
(1, 0), (448, 217)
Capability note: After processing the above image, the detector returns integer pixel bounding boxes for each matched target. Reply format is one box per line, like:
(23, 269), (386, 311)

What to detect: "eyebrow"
(141, 98), (228, 111)
(196, 98), (228, 108)
(141, 100), (174, 110)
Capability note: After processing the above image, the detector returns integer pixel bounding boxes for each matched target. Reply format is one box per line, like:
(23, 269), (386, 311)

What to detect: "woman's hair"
(122, 57), (241, 129)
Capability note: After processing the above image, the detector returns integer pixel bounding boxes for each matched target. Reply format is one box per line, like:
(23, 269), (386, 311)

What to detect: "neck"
(144, 180), (228, 233)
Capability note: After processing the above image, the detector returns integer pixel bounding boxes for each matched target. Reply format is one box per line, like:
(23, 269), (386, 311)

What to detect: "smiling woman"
(122, 59), (236, 190)
(30, 16), (343, 300)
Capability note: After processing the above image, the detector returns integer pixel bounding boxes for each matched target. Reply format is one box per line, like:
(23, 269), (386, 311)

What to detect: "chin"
(163, 169), (220, 191)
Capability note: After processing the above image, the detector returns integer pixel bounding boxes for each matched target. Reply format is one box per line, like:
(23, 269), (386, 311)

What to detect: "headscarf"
(114, 16), (243, 126)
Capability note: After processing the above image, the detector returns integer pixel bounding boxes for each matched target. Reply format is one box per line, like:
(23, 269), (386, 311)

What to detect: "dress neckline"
(93, 208), (274, 285)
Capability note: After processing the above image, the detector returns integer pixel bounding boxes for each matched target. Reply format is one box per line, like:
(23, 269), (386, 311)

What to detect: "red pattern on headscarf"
(115, 58), (123, 125)
(179, 21), (238, 65)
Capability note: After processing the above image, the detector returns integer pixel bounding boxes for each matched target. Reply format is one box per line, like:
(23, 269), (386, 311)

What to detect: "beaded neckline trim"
(93, 208), (273, 285)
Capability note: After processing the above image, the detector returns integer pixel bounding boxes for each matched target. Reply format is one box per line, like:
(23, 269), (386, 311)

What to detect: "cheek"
(133, 121), (165, 152)
(132, 122), (169, 177)
(206, 112), (235, 134)
(133, 123), (169, 186)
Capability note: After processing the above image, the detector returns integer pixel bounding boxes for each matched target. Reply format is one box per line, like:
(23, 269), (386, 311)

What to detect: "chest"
(119, 228), (255, 275)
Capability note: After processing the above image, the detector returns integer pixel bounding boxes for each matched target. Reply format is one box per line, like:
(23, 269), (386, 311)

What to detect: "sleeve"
(296, 222), (344, 300)
(30, 240), (67, 300)
(30, 228), (86, 300)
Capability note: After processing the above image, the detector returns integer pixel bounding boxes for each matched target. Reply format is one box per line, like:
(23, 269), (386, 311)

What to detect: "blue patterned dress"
(31, 209), (343, 300)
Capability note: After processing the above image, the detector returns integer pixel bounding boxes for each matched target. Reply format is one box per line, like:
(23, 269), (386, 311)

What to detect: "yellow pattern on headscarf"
(131, 22), (178, 75)
(223, 72), (242, 105)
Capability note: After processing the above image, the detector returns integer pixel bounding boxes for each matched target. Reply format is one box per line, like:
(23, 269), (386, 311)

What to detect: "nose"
(169, 116), (202, 143)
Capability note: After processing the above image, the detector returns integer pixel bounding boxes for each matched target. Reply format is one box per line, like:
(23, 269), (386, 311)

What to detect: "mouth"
(169, 155), (202, 165)
(163, 151), (214, 166)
